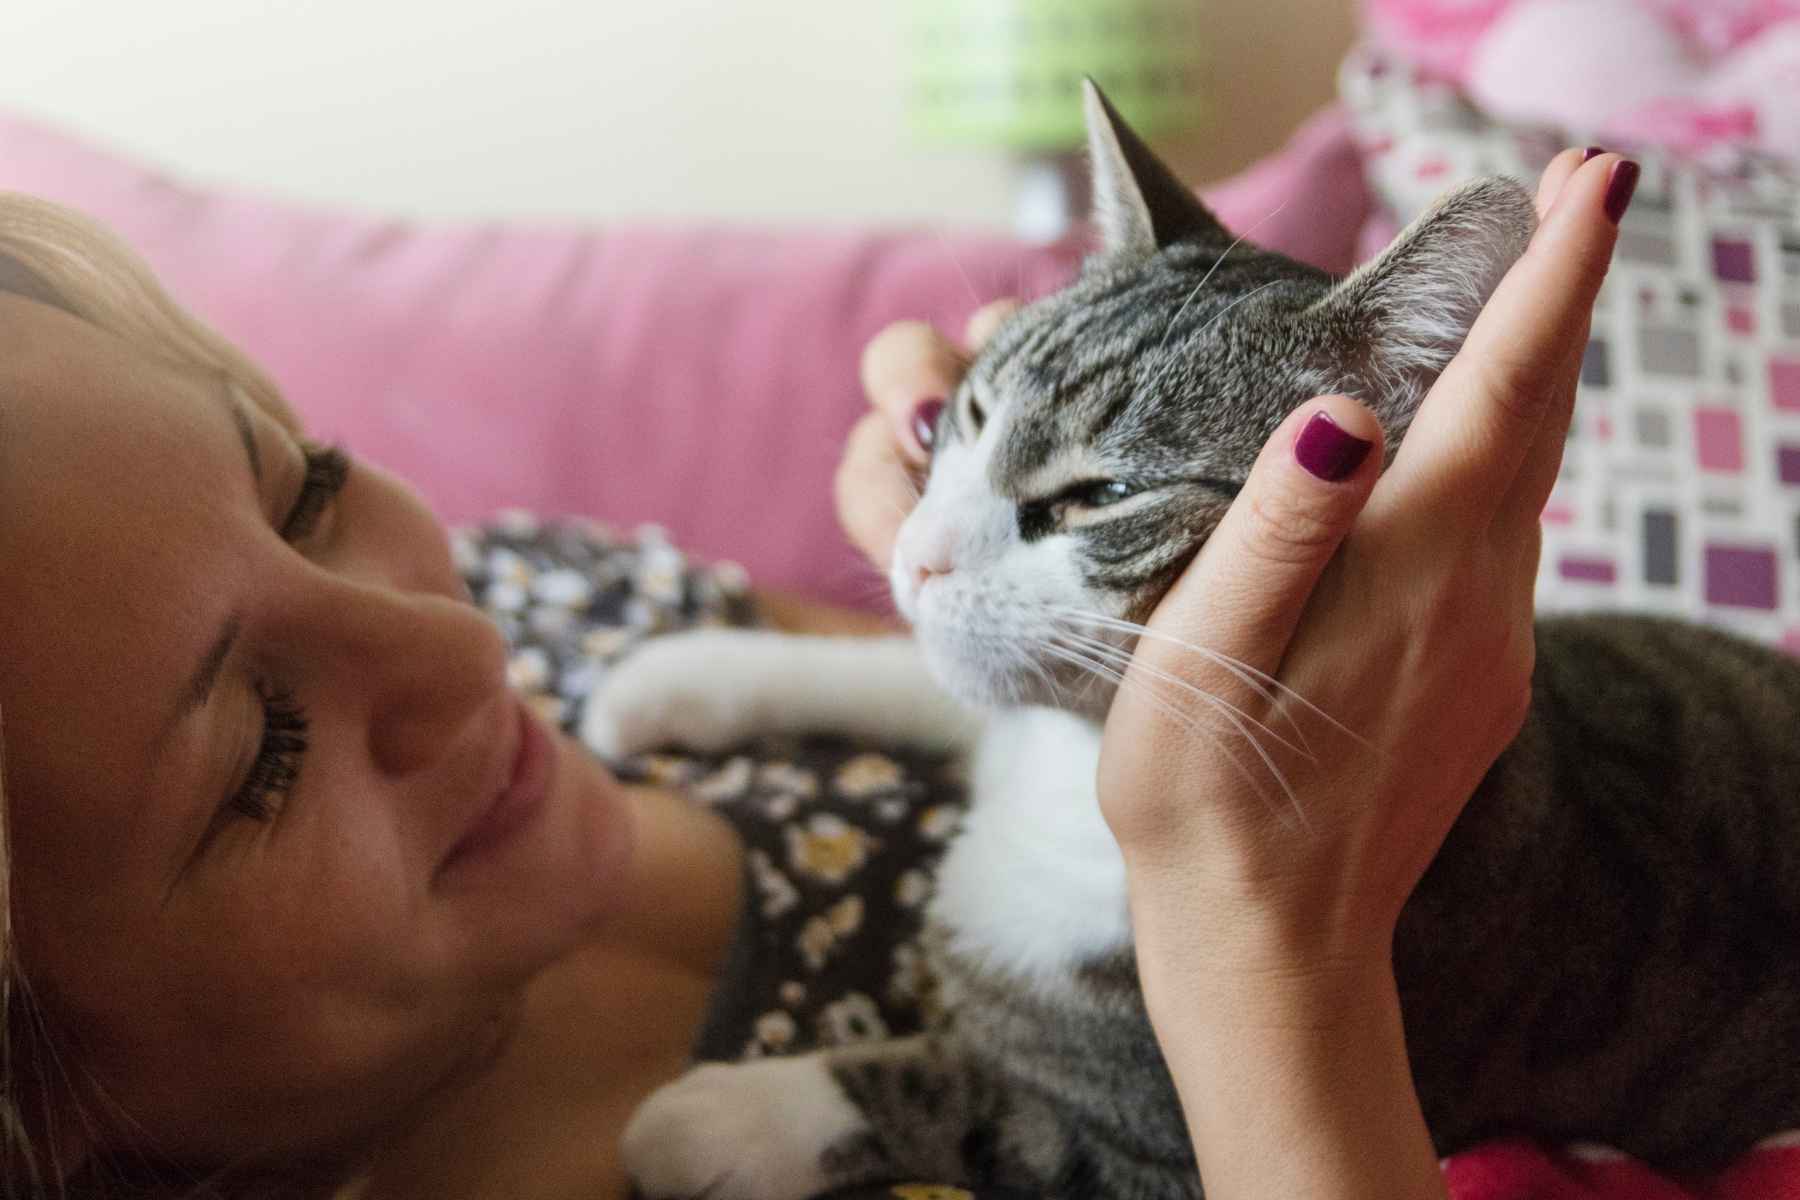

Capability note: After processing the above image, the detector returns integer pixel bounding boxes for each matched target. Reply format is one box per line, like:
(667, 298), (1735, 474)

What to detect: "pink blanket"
(0, 107), (1365, 606)
(1367, 0), (1800, 167)
(1445, 1137), (1800, 1199)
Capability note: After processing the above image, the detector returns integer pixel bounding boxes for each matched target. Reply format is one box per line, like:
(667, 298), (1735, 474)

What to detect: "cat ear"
(1082, 78), (1229, 258)
(1306, 177), (1536, 421)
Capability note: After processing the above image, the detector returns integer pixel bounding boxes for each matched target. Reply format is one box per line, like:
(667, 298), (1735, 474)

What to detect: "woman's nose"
(316, 579), (510, 778)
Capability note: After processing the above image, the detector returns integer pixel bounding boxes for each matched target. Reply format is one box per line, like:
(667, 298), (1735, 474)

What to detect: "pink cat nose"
(913, 559), (951, 589)
(898, 529), (955, 590)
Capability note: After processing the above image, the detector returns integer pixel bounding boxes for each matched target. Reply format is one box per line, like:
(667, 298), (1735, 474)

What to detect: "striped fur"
(619, 86), (1800, 1200)
(796, 613), (1800, 1200)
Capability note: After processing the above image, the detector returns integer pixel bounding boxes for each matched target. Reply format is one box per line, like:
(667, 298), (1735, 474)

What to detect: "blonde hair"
(0, 193), (305, 1197)
(0, 194), (294, 427)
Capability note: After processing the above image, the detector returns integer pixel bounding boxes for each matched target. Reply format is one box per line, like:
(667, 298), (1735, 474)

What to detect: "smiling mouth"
(436, 699), (553, 881)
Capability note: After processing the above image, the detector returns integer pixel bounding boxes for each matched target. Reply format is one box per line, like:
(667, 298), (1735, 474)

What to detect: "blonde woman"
(0, 146), (1619, 1200)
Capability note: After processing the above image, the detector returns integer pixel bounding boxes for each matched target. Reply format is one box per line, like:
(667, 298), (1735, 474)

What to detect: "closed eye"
(281, 442), (350, 541)
(1015, 479), (1139, 541)
(1060, 479), (1132, 509)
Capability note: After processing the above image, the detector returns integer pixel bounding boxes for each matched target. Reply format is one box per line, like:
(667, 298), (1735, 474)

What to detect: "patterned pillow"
(1340, 44), (1800, 653)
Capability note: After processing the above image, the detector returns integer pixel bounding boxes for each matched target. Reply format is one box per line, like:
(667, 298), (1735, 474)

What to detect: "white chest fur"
(928, 707), (1132, 982)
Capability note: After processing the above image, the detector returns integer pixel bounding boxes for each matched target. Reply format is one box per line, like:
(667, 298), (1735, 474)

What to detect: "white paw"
(621, 1056), (870, 1200)
(578, 630), (768, 758)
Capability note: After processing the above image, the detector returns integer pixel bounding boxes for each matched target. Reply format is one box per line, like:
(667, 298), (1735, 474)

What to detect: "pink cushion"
(0, 107), (1368, 606)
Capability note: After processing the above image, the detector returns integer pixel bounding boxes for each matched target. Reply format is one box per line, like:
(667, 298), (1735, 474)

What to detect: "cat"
(580, 82), (1800, 1200)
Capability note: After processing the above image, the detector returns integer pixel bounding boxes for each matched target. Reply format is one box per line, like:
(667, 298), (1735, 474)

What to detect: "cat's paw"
(578, 630), (769, 758)
(621, 1056), (872, 1200)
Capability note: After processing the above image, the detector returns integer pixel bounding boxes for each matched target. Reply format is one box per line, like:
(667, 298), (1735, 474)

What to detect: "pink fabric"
(1365, 0), (1800, 68)
(0, 107), (1366, 606)
(1363, 0), (1517, 79)
(1442, 1137), (1800, 1199)
(1201, 106), (1372, 278)
(1364, 0), (1800, 166)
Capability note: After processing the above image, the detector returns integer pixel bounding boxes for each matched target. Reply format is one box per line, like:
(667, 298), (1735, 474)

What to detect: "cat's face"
(890, 82), (1534, 715)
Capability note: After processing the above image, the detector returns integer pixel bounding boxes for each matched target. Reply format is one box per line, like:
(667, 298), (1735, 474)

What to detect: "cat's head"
(890, 81), (1536, 715)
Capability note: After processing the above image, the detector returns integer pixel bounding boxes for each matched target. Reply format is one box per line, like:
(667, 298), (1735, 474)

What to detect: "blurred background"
(0, 0), (1356, 230)
(5, 0), (1798, 651)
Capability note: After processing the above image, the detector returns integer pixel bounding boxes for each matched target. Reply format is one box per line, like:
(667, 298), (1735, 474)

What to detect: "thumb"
(859, 320), (969, 465)
(1123, 398), (1384, 710)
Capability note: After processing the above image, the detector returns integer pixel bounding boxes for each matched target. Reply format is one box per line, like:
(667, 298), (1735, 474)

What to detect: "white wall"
(0, 0), (1356, 229)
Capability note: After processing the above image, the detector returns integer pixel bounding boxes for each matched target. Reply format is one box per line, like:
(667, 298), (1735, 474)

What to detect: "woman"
(0, 144), (1628, 1199)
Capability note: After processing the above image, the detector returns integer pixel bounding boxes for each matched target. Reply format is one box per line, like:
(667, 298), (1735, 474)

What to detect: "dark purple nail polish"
(911, 398), (946, 452)
(1294, 411), (1373, 482)
(1604, 160), (1640, 225)
(1581, 146), (1607, 163)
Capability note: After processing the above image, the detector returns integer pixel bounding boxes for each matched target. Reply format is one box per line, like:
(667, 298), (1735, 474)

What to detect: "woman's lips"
(438, 700), (553, 879)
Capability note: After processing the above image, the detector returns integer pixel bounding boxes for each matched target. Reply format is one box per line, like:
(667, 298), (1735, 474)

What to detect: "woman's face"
(0, 296), (636, 1165)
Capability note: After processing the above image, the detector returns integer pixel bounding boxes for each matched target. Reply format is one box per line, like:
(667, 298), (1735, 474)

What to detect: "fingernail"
(1581, 146), (1607, 163)
(1604, 160), (1640, 225)
(910, 398), (945, 453)
(1294, 411), (1373, 482)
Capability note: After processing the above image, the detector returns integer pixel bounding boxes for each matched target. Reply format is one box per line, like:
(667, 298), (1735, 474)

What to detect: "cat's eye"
(1069, 480), (1132, 509)
(1015, 479), (1137, 541)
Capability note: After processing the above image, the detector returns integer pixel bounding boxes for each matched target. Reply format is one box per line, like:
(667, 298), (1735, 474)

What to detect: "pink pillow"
(0, 108), (1368, 606)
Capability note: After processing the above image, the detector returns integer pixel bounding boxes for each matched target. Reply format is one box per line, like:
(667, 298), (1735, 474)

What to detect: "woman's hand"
(841, 301), (1019, 567)
(1100, 149), (1632, 1200)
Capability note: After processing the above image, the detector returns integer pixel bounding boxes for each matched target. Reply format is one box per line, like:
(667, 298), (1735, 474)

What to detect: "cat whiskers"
(1034, 632), (1298, 824)
(932, 226), (983, 308)
(918, 599), (1074, 711)
(1188, 279), (1282, 348)
(1044, 624), (1310, 826)
(1158, 198), (1290, 351)
(1049, 623), (1312, 762)
(1044, 605), (1369, 752)
(911, 593), (1305, 822)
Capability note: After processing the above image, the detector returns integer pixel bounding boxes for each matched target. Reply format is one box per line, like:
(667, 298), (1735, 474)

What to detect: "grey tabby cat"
(583, 82), (1800, 1200)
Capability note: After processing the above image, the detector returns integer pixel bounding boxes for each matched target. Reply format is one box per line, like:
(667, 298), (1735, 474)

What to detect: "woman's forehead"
(0, 303), (253, 756)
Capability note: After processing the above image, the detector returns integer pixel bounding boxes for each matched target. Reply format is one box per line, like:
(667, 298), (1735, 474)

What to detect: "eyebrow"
(224, 380), (262, 483)
(181, 614), (242, 721)
(162, 382), (261, 737)
(162, 607), (240, 894)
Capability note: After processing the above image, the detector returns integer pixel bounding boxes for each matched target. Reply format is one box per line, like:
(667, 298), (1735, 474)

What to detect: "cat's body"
(586, 85), (1800, 1199)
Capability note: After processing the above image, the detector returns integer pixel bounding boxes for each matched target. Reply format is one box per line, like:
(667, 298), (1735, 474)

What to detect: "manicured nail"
(1581, 146), (1607, 163)
(1294, 411), (1373, 482)
(1604, 160), (1640, 224)
(910, 398), (946, 453)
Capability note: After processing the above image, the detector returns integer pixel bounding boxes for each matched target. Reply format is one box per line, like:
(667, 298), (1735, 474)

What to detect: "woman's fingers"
(834, 409), (919, 568)
(1498, 153), (1635, 530)
(1377, 152), (1628, 536)
(1534, 147), (1587, 219)
(1118, 398), (1385, 723)
(847, 302), (1019, 567)
(964, 298), (1022, 352)
(858, 320), (969, 464)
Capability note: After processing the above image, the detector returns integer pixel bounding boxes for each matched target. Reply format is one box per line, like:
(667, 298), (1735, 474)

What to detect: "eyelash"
(233, 684), (309, 821)
(281, 442), (351, 541)
(228, 442), (348, 824)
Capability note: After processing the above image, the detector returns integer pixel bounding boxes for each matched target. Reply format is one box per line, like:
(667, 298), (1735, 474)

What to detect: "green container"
(906, 0), (1208, 151)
